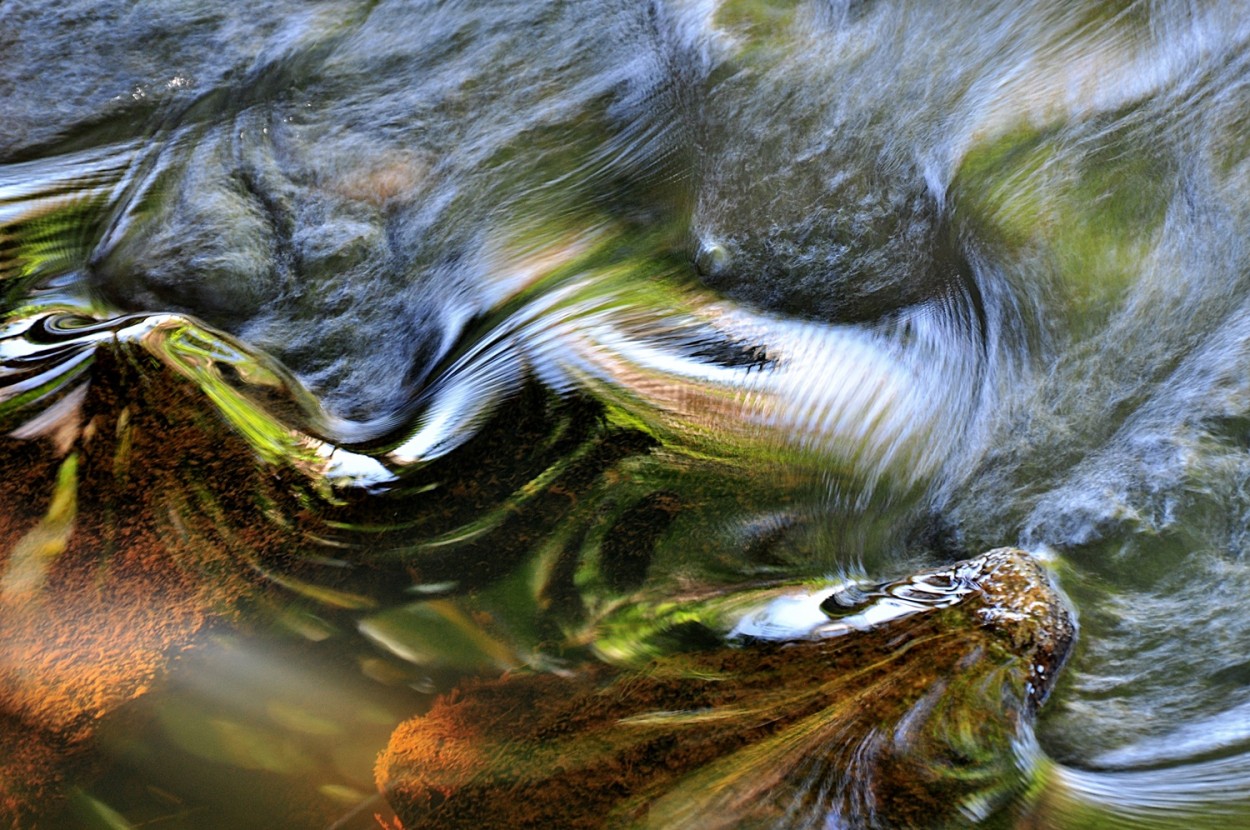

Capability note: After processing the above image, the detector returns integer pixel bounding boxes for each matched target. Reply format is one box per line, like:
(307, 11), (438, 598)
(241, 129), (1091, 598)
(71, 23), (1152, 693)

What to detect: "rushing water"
(3, 0), (1250, 827)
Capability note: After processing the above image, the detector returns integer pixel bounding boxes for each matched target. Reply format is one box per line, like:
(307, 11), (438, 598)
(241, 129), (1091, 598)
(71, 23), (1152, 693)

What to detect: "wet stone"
(0, 313), (324, 827)
(0, 305), (654, 825)
(378, 547), (1075, 830)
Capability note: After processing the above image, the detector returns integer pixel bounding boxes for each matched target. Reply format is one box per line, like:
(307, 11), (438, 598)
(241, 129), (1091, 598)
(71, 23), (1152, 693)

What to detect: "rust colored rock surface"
(0, 333), (305, 827)
(378, 548), (1074, 830)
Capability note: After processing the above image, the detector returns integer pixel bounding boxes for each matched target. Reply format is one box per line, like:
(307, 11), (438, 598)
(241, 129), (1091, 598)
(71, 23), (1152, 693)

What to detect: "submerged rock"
(378, 548), (1074, 829)
(0, 306), (655, 825)
(0, 316), (301, 827)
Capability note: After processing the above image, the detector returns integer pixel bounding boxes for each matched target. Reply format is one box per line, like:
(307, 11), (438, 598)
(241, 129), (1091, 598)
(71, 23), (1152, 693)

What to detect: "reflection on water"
(2, 0), (1250, 827)
(63, 634), (412, 830)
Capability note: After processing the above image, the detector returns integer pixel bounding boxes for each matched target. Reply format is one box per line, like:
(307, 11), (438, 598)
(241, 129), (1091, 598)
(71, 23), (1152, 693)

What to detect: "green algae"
(952, 113), (1175, 335)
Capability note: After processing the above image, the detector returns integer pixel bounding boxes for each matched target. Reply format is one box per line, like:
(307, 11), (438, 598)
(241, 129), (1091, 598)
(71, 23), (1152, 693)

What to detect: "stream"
(2, 1), (1250, 827)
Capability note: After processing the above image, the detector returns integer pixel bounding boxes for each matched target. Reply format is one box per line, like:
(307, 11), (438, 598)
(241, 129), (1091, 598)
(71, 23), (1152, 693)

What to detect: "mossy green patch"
(953, 113), (1175, 333)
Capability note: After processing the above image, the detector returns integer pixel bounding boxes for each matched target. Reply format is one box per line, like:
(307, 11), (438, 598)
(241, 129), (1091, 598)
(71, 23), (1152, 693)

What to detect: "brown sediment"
(0, 713), (66, 827)
(0, 340), (308, 826)
(325, 149), (433, 207)
(378, 548), (1074, 830)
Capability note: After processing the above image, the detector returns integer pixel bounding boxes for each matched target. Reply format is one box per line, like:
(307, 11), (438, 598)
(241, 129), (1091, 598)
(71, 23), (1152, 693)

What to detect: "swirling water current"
(2, 1), (1250, 827)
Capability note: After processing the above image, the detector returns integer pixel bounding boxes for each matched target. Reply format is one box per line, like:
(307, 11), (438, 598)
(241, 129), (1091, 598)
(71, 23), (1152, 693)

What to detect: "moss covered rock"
(378, 548), (1073, 829)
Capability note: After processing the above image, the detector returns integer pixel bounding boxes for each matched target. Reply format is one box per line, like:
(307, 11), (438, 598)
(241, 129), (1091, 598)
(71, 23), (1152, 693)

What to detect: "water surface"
(2, 0), (1250, 827)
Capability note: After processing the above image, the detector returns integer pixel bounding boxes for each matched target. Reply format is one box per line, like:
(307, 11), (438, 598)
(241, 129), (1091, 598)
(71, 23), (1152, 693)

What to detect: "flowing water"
(2, 0), (1250, 827)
